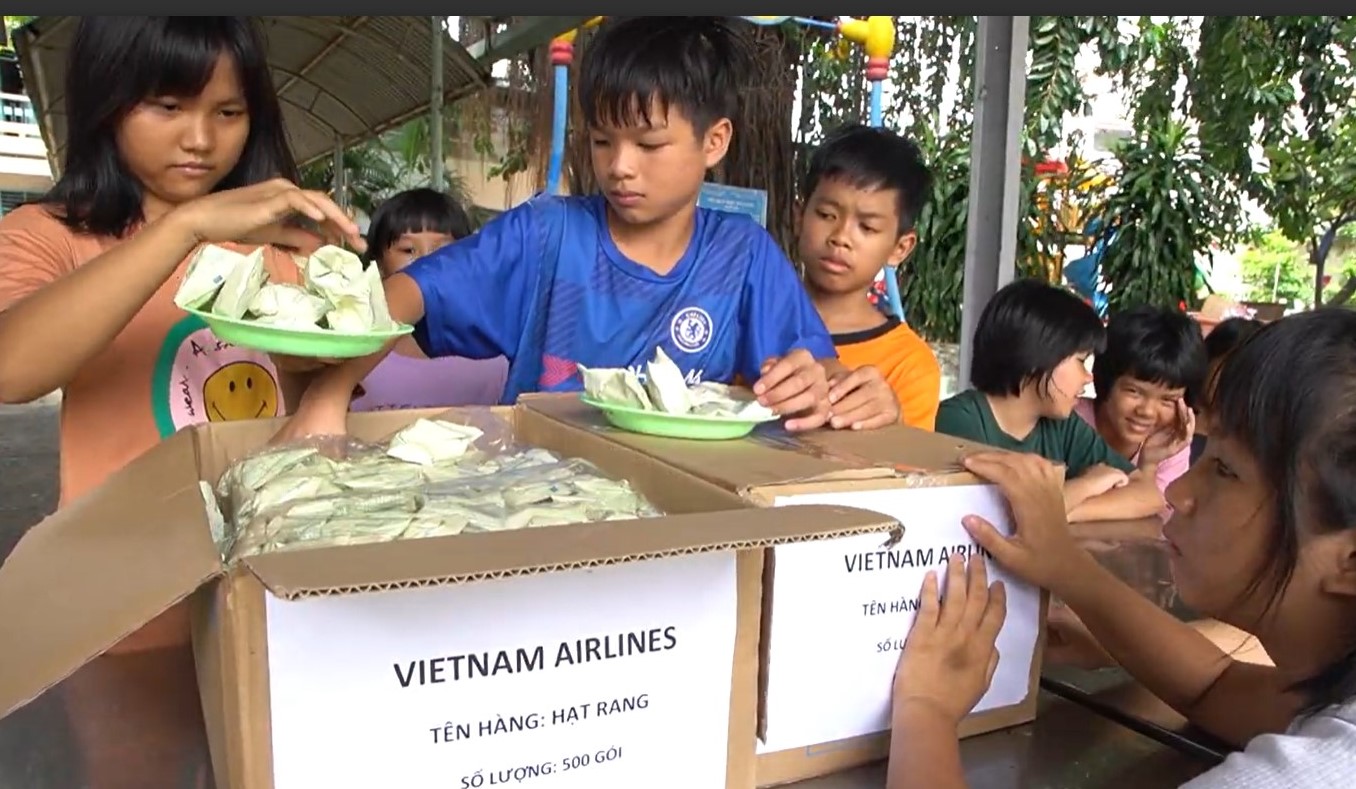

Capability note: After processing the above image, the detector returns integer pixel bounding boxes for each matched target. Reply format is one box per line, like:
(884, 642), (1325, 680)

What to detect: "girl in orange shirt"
(0, 17), (360, 788)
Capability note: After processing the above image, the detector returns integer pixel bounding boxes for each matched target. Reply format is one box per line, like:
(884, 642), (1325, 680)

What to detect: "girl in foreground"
(351, 188), (508, 410)
(0, 17), (358, 788)
(889, 307), (1356, 788)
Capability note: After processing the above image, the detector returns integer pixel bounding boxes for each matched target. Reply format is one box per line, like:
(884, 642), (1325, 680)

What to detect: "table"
(792, 689), (1214, 788)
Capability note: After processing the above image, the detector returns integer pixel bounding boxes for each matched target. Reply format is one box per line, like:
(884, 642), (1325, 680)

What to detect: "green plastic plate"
(180, 306), (414, 358)
(579, 394), (778, 440)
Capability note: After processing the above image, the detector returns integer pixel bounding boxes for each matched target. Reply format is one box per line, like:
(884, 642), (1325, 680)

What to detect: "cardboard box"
(519, 395), (1050, 786)
(0, 405), (899, 789)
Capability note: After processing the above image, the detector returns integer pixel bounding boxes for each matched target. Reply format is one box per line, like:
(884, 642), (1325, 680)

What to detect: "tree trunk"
(1329, 272), (1356, 307)
(1310, 217), (1355, 307)
(1313, 241), (1327, 307)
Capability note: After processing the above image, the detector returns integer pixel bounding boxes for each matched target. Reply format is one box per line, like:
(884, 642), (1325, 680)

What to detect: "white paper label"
(265, 552), (739, 789)
(759, 484), (1040, 753)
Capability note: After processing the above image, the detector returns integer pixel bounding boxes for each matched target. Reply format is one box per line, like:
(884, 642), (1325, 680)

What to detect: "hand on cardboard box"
(826, 364), (901, 430)
(754, 349), (831, 431)
(892, 552), (1007, 728)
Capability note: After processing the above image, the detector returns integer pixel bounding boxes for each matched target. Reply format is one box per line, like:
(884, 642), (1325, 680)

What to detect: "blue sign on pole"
(698, 182), (769, 228)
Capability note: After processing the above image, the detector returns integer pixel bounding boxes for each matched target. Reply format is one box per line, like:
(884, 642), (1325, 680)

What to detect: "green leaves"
(901, 129), (973, 342)
(1097, 122), (1245, 312)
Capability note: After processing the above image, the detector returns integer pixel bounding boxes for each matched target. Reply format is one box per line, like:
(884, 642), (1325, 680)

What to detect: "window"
(0, 190), (43, 215)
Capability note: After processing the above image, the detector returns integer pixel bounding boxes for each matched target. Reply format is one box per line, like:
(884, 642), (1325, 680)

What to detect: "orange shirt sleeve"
(0, 204), (80, 312)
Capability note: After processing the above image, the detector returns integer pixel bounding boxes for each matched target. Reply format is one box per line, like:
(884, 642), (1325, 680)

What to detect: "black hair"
(578, 16), (747, 133)
(1092, 305), (1207, 407)
(970, 278), (1105, 398)
(1203, 316), (1264, 363)
(42, 17), (296, 237)
(802, 124), (934, 235)
(1209, 308), (1356, 716)
(1199, 317), (1265, 410)
(365, 188), (472, 264)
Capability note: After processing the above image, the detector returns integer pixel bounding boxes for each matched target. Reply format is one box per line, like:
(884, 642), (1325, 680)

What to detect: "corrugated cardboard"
(0, 404), (899, 789)
(518, 395), (1050, 786)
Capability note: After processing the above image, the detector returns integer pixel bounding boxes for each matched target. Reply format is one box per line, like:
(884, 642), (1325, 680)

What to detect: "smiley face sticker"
(152, 315), (284, 437)
(202, 361), (279, 422)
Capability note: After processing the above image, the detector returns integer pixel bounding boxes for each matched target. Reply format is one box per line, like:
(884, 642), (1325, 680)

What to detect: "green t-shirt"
(935, 389), (1136, 479)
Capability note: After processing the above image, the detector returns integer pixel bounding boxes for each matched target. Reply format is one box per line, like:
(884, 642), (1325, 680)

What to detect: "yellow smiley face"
(202, 361), (279, 422)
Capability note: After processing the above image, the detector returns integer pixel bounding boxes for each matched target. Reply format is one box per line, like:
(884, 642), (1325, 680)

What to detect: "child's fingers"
(959, 554), (991, 631)
(977, 580), (1007, 645)
(937, 552), (968, 630)
(754, 356), (796, 396)
(913, 570), (941, 631)
(827, 367), (871, 403)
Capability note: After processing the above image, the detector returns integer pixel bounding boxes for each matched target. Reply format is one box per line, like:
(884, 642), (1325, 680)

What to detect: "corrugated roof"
(14, 16), (492, 174)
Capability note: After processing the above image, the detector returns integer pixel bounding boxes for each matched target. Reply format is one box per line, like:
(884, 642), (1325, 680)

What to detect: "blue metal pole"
(546, 63), (569, 195)
(867, 79), (904, 320)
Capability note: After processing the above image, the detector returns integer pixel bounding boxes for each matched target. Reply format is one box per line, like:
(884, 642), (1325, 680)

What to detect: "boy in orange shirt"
(797, 124), (942, 429)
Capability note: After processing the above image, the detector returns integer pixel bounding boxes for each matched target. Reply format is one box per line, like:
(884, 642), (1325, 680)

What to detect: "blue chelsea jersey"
(403, 194), (835, 403)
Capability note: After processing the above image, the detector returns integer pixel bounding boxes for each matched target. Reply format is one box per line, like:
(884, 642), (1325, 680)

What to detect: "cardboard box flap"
(518, 394), (988, 493)
(242, 504), (899, 600)
(0, 430), (223, 719)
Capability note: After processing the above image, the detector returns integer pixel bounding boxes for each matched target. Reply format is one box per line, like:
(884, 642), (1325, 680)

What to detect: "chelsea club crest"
(670, 307), (713, 353)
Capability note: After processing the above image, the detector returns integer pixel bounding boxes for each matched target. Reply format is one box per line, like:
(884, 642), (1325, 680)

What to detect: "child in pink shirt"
(1075, 305), (1206, 498)
(350, 189), (508, 410)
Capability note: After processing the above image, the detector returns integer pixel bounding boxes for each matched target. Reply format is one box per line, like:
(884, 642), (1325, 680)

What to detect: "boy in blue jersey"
(279, 17), (899, 439)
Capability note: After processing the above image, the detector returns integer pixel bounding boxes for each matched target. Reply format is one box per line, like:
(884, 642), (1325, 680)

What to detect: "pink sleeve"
(1155, 445), (1192, 493)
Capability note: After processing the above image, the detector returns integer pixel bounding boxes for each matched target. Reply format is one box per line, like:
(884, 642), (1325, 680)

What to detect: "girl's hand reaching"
(168, 178), (367, 254)
(892, 552), (1007, 727)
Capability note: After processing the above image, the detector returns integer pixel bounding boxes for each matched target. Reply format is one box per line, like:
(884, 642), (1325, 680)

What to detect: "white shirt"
(1182, 701), (1356, 788)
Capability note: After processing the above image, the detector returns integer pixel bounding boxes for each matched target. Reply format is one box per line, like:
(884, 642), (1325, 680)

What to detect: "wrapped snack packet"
(584, 347), (775, 419)
(364, 262), (396, 331)
(579, 364), (654, 409)
(325, 298), (374, 333)
(645, 346), (692, 414)
(305, 245), (367, 300)
(247, 283), (329, 329)
(386, 419), (486, 466)
(304, 245), (375, 332)
(175, 244), (244, 310)
(210, 247), (268, 320)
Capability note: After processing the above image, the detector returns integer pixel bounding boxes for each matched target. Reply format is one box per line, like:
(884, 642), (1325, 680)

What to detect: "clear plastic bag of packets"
(210, 410), (663, 561)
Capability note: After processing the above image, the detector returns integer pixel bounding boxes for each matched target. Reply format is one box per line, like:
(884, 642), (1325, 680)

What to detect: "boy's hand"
(893, 552), (1007, 727)
(827, 365), (900, 430)
(754, 349), (831, 431)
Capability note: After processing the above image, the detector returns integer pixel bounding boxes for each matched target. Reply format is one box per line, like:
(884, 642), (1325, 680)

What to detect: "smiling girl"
(1076, 305), (1207, 495)
(0, 17), (359, 787)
